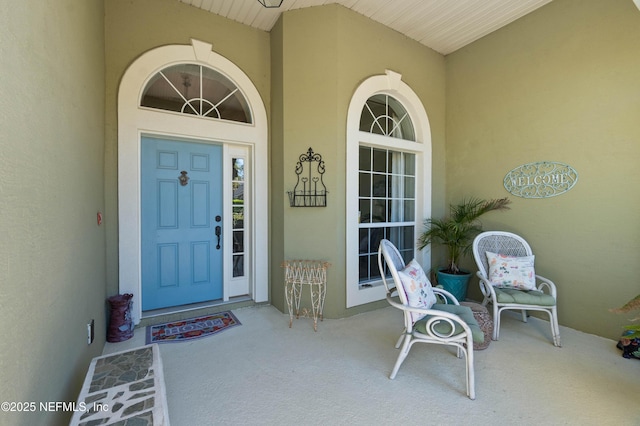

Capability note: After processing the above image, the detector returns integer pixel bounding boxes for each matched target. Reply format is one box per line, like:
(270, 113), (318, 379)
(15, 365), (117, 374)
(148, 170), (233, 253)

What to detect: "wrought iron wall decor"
(287, 147), (328, 207)
(504, 161), (578, 199)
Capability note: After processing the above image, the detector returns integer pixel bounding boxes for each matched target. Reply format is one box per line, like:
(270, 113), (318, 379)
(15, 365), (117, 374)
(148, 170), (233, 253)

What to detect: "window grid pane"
(359, 146), (416, 285)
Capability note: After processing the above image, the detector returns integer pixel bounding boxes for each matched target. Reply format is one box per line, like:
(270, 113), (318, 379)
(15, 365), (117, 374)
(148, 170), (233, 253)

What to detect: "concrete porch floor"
(103, 305), (640, 425)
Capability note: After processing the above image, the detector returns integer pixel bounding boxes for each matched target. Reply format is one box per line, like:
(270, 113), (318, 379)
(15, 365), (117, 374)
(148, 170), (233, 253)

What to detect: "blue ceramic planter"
(437, 269), (472, 302)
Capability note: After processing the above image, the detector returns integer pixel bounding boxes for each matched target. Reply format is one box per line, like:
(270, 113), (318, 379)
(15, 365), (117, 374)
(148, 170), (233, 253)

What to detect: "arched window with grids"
(358, 94), (416, 285)
(346, 70), (432, 308)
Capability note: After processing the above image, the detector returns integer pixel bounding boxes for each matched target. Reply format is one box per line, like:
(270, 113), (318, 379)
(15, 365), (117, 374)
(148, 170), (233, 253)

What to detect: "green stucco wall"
(446, 0), (640, 339)
(270, 5), (447, 318)
(3, 0), (638, 423)
(3, 4), (639, 422)
(0, 1), (106, 424)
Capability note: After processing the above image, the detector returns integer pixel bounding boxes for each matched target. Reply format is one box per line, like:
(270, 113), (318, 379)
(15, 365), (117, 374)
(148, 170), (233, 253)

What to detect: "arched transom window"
(141, 64), (252, 123)
(360, 94), (415, 141)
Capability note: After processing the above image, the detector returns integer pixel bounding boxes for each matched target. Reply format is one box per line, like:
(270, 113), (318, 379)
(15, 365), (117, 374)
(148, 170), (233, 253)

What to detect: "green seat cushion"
(414, 303), (484, 344)
(494, 288), (556, 306)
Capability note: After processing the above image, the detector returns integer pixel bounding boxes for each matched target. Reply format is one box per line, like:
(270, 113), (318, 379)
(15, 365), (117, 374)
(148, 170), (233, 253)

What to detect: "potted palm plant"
(417, 197), (511, 301)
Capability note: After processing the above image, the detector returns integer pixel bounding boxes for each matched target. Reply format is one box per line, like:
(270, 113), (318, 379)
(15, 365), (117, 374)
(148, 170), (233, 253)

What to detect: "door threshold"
(139, 296), (253, 327)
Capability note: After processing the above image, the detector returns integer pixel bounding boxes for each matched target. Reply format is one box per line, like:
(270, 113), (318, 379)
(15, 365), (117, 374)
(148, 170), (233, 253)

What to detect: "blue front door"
(141, 137), (223, 310)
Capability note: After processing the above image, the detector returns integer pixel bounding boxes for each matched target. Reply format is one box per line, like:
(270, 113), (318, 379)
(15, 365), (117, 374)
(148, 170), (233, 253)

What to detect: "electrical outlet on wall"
(87, 319), (95, 345)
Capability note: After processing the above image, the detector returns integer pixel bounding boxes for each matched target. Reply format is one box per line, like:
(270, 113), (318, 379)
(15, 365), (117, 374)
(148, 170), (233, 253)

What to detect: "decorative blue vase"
(436, 269), (472, 302)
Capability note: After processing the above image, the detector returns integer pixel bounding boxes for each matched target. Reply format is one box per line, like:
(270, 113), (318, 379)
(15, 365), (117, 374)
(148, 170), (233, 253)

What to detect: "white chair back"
(473, 231), (533, 280)
(377, 239), (408, 303)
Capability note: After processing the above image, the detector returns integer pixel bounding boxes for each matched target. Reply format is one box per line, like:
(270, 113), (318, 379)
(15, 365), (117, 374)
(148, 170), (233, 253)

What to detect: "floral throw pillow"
(398, 259), (437, 322)
(486, 251), (536, 291)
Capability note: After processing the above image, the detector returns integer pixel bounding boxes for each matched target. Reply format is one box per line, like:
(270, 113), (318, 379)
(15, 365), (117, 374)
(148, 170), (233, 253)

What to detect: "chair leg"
(389, 335), (411, 380)
(395, 328), (406, 349)
(492, 305), (501, 341)
(539, 308), (561, 347)
(466, 345), (475, 400)
(551, 308), (561, 347)
(521, 309), (528, 323)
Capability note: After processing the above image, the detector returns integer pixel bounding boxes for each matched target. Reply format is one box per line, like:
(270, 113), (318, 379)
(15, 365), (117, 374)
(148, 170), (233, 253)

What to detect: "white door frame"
(117, 39), (268, 324)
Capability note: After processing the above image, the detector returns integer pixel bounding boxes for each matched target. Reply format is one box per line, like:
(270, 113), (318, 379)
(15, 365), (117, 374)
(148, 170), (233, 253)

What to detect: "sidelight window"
(232, 158), (246, 278)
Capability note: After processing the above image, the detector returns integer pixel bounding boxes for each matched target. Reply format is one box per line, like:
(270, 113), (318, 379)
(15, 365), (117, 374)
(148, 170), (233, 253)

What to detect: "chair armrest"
(386, 286), (462, 306)
(476, 271), (498, 300)
(386, 294), (473, 341)
(433, 287), (460, 305)
(535, 275), (557, 298)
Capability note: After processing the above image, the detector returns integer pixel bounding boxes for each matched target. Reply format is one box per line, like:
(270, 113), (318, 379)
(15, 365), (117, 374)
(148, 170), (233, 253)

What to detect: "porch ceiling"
(177, 0), (553, 55)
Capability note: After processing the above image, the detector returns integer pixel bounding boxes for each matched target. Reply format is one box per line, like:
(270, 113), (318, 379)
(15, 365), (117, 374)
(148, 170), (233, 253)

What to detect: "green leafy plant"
(610, 294), (640, 339)
(417, 197), (511, 274)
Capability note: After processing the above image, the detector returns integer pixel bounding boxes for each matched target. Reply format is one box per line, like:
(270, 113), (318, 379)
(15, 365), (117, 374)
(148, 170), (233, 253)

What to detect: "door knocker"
(179, 171), (189, 186)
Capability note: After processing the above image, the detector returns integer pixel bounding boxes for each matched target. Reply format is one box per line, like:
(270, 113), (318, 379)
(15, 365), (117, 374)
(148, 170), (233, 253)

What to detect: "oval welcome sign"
(504, 161), (578, 199)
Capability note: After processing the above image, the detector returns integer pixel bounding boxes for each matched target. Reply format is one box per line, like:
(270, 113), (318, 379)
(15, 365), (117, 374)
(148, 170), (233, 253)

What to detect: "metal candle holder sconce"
(287, 147), (328, 207)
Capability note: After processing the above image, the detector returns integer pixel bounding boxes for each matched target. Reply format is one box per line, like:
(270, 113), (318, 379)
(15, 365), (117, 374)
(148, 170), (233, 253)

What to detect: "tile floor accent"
(70, 344), (169, 425)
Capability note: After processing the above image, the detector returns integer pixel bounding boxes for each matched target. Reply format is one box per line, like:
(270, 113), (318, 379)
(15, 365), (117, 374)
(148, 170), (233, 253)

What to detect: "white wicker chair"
(377, 239), (482, 400)
(472, 231), (561, 347)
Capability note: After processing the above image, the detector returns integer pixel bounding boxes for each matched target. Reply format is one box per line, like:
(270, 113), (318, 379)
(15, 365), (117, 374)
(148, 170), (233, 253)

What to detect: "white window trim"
(346, 70), (432, 308)
(117, 39), (268, 324)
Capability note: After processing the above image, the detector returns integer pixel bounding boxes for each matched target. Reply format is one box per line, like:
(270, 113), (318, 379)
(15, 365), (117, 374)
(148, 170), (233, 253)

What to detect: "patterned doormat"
(146, 311), (241, 344)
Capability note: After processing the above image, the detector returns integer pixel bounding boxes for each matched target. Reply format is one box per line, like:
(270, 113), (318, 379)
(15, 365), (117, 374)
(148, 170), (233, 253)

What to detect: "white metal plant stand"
(282, 260), (329, 331)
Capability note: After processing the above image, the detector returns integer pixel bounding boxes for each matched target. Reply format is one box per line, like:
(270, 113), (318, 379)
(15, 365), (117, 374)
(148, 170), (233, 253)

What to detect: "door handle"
(215, 225), (221, 250)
